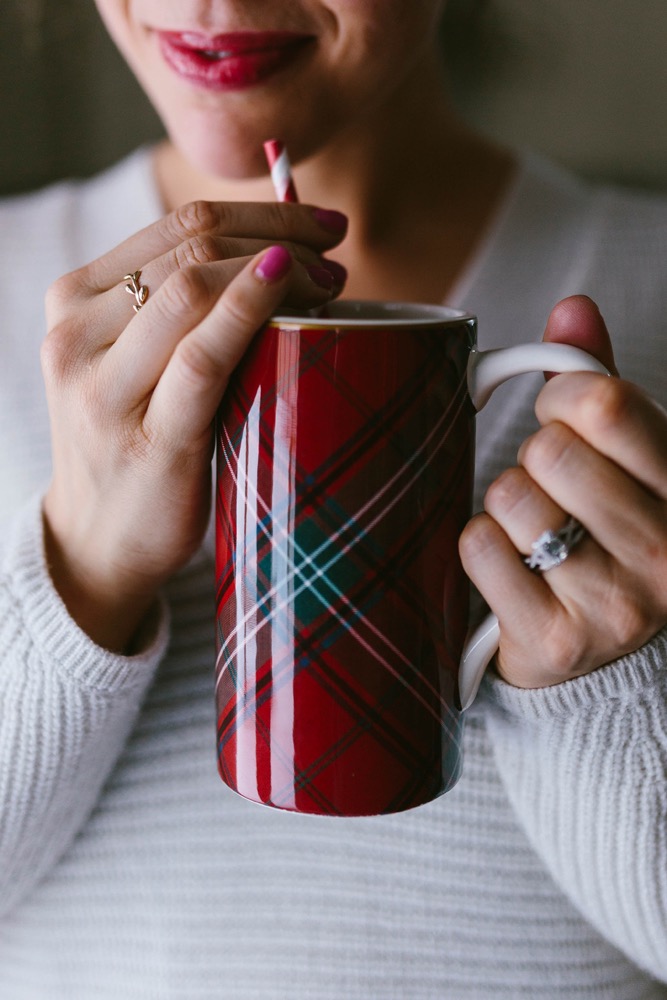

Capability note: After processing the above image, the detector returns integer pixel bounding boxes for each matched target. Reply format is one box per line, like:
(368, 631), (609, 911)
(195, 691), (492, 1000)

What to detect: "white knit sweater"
(1, 148), (666, 999)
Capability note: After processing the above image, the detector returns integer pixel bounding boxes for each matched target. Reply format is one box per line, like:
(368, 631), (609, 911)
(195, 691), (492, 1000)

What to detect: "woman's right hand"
(41, 200), (348, 652)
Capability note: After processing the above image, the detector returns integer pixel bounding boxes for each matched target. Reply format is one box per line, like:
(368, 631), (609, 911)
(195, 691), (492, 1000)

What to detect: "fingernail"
(319, 259), (347, 290)
(306, 265), (335, 290)
(312, 208), (348, 235)
(255, 245), (292, 283)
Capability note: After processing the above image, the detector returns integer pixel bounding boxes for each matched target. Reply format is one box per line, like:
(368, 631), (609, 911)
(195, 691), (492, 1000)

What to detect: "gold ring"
(123, 270), (148, 312)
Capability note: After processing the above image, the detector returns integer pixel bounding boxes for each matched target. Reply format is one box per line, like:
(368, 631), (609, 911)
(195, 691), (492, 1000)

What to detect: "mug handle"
(458, 342), (611, 710)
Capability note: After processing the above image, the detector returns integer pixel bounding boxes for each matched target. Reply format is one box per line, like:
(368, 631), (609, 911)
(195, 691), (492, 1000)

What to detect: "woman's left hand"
(459, 295), (667, 690)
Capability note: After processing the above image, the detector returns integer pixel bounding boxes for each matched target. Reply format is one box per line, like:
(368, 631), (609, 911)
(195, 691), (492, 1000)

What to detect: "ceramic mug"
(214, 302), (608, 816)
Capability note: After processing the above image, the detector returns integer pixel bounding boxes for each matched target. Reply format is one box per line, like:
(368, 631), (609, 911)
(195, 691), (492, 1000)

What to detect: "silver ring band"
(123, 270), (148, 312)
(524, 516), (586, 573)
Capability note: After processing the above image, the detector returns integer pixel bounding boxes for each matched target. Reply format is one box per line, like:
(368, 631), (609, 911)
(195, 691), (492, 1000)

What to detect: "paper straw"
(263, 139), (299, 203)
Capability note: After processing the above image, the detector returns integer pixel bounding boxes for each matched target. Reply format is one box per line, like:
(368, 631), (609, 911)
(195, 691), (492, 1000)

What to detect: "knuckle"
(630, 526), (667, 576)
(606, 591), (653, 652)
(174, 234), (228, 269)
(45, 271), (83, 319)
(160, 266), (210, 315)
(539, 620), (583, 678)
(40, 321), (83, 383)
(485, 467), (530, 516)
(578, 376), (636, 434)
(176, 336), (224, 389)
(220, 284), (255, 331)
(459, 514), (499, 562)
(169, 199), (219, 240)
(521, 423), (574, 476)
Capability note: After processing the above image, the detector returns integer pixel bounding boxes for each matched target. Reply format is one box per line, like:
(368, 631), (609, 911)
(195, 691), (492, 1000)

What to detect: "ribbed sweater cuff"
(481, 625), (667, 722)
(3, 493), (170, 693)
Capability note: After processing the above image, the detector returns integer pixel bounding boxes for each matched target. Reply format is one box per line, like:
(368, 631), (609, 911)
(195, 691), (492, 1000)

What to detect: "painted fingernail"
(306, 265), (335, 290)
(255, 245), (292, 283)
(319, 259), (347, 290)
(312, 208), (348, 234)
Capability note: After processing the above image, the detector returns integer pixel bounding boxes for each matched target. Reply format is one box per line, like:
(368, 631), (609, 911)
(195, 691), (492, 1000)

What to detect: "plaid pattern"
(215, 319), (476, 816)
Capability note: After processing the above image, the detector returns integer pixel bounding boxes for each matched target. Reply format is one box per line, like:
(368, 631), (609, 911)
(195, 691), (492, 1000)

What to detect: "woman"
(1, 1), (666, 996)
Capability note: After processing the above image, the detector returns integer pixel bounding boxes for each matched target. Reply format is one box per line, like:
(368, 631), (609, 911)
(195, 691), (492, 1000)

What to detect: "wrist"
(42, 506), (161, 654)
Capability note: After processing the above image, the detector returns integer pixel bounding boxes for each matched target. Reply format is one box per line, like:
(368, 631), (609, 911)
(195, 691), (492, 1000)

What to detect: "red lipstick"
(157, 31), (315, 91)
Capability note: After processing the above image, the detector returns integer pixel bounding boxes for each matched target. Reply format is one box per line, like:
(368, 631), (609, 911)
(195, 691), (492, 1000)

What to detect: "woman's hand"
(41, 200), (348, 652)
(460, 295), (667, 689)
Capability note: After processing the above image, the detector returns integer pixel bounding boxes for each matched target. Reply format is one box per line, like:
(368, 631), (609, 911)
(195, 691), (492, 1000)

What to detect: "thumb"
(542, 294), (619, 377)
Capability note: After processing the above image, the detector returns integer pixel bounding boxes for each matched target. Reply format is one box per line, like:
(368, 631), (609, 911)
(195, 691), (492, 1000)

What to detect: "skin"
(42, 0), (667, 684)
(461, 296), (667, 689)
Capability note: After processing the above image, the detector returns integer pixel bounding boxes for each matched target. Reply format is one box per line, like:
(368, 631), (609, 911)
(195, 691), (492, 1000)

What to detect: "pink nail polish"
(255, 245), (292, 283)
(320, 259), (347, 289)
(306, 265), (335, 290)
(312, 208), (348, 234)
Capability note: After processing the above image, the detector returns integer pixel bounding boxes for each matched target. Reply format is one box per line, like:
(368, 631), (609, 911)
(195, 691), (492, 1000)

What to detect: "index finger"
(534, 372), (667, 499)
(84, 199), (348, 292)
(145, 245), (297, 447)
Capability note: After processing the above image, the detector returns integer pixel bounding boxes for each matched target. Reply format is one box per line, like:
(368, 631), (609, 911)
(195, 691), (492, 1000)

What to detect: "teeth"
(200, 49), (233, 60)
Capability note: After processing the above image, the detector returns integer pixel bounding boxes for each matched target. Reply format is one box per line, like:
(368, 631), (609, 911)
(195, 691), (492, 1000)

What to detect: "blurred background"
(2, 0), (667, 197)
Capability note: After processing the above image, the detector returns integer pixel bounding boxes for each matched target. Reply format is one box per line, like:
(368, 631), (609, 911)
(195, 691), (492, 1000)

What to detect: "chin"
(164, 109), (269, 179)
(157, 93), (339, 183)
(181, 140), (268, 181)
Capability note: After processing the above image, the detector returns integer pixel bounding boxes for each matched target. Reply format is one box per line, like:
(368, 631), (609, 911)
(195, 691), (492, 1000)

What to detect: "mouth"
(156, 31), (316, 91)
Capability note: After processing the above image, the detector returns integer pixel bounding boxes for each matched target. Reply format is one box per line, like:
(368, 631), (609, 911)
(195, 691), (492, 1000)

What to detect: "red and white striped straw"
(263, 139), (299, 203)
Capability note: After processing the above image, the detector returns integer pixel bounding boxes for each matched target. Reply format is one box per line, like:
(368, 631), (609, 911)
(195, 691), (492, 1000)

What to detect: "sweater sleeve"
(0, 494), (170, 916)
(481, 628), (667, 982)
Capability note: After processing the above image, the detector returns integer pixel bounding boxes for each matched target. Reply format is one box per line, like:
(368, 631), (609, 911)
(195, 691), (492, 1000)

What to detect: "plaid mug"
(214, 302), (607, 816)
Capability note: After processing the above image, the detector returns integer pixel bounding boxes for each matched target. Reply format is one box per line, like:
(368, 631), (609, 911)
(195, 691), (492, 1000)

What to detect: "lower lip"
(157, 33), (315, 91)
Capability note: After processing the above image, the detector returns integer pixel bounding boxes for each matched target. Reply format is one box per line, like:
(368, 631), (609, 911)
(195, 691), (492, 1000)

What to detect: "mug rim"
(269, 299), (475, 328)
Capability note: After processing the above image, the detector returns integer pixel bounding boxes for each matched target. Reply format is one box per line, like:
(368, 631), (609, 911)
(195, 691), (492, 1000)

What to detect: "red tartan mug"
(214, 302), (607, 816)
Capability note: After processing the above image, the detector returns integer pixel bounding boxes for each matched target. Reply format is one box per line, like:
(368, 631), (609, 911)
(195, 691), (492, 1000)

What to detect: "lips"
(157, 31), (316, 90)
